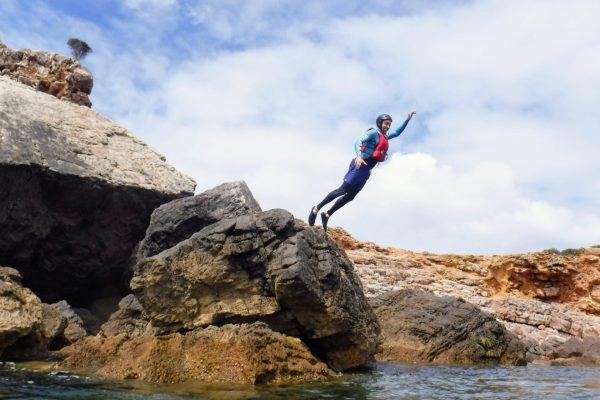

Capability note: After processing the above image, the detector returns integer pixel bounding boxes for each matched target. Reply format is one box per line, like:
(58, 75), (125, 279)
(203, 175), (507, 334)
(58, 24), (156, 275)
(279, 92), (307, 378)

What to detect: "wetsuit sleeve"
(387, 118), (410, 140)
(354, 129), (378, 158)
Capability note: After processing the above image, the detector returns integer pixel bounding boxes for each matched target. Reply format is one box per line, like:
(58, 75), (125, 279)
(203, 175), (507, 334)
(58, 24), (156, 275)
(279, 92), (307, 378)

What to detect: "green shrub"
(560, 248), (585, 256)
(543, 248), (560, 254)
(543, 247), (585, 256)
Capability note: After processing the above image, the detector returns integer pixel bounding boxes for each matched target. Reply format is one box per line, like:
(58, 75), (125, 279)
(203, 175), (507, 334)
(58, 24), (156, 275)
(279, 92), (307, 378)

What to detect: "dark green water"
(1, 361), (599, 399)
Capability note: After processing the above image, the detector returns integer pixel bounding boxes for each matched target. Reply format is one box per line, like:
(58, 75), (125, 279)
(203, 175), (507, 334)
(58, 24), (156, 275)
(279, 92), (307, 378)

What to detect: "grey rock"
(132, 209), (381, 371)
(0, 76), (195, 305)
(39, 304), (68, 348)
(99, 295), (153, 338)
(550, 337), (600, 365)
(49, 301), (88, 345)
(138, 181), (261, 259)
(370, 289), (527, 366)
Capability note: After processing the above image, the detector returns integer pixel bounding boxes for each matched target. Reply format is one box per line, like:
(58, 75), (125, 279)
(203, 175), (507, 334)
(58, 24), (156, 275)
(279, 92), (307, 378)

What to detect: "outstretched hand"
(407, 111), (416, 120)
(354, 156), (367, 169)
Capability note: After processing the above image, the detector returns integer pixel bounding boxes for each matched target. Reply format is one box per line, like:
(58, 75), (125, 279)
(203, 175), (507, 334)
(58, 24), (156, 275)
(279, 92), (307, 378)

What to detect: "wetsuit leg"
(316, 181), (350, 210)
(326, 179), (367, 216)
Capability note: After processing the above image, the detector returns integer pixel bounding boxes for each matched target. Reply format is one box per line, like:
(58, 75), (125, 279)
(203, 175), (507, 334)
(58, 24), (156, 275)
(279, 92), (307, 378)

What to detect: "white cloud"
(2, 0), (600, 254)
(338, 153), (600, 254)
(122, 0), (177, 10)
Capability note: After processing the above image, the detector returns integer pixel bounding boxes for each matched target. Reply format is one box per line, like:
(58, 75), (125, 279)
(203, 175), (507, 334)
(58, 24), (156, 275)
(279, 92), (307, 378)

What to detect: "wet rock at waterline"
(58, 322), (335, 385)
(371, 289), (527, 366)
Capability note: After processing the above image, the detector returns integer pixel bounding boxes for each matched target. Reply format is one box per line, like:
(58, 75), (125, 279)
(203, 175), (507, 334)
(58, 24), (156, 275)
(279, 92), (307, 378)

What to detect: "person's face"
(381, 120), (392, 134)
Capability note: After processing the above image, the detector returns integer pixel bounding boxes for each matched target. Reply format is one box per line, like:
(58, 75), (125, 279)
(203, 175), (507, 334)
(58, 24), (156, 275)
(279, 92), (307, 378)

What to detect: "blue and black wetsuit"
(314, 117), (411, 218)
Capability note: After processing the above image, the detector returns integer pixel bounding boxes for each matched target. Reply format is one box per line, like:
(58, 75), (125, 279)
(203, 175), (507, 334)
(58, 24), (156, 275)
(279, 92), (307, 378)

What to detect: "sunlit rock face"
(0, 267), (45, 359)
(0, 75), (195, 306)
(328, 228), (600, 365)
(0, 43), (93, 106)
(132, 208), (382, 372)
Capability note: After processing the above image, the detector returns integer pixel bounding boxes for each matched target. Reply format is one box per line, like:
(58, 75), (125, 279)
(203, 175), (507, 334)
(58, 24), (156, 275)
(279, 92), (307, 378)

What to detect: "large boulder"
(0, 267), (45, 359)
(371, 289), (527, 366)
(58, 322), (334, 384)
(0, 75), (195, 305)
(0, 43), (93, 106)
(131, 209), (381, 371)
(138, 181), (261, 259)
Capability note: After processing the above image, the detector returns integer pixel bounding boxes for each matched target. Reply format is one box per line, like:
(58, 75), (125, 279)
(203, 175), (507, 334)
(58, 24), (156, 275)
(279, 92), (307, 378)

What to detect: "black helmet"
(376, 114), (392, 129)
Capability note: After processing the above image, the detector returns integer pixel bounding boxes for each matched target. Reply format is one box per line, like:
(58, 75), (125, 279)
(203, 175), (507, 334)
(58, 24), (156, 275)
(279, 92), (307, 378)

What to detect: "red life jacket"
(372, 131), (389, 161)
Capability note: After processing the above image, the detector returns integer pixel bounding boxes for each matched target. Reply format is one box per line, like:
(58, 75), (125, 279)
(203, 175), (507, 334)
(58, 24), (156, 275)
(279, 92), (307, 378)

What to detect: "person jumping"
(308, 112), (416, 231)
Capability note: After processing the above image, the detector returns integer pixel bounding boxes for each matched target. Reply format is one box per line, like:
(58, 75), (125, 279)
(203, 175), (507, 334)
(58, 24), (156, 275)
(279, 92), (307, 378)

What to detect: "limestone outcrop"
(0, 43), (93, 106)
(328, 228), (600, 364)
(371, 289), (526, 365)
(131, 209), (381, 371)
(0, 75), (195, 305)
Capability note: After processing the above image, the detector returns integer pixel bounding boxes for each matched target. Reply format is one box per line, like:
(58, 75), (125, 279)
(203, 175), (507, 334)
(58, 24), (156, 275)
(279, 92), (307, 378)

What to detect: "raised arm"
(387, 111), (416, 139)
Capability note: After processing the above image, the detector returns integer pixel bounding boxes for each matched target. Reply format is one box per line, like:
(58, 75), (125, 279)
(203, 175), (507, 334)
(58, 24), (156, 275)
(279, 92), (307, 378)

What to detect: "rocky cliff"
(0, 42), (93, 106)
(328, 228), (600, 364)
(0, 70), (195, 306)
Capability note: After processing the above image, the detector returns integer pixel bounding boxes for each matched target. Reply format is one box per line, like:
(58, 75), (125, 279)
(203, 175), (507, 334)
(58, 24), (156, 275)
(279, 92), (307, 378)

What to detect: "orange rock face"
(484, 253), (600, 314)
(0, 43), (93, 106)
(58, 323), (334, 385)
(327, 227), (600, 363)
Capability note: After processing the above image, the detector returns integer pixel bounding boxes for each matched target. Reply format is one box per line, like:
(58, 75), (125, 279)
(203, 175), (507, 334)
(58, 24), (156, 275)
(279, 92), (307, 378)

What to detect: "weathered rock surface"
(0, 75), (195, 305)
(99, 294), (153, 338)
(370, 290), (526, 365)
(328, 228), (600, 364)
(49, 301), (88, 346)
(39, 303), (68, 349)
(132, 209), (381, 371)
(0, 43), (93, 106)
(138, 181), (261, 259)
(0, 267), (45, 358)
(58, 322), (334, 384)
(549, 337), (600, 365)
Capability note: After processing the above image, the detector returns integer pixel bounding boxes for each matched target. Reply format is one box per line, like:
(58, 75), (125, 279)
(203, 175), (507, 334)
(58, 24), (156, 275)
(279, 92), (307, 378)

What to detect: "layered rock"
(371, 290), (526, 365)
(328, 228), (600, 364)
(0, 267), (45, 358)
(0, 75), (195, 305)
(0, 43), (93, 106)
(131, 209), (381, 371)
(59, 322), (334, 384)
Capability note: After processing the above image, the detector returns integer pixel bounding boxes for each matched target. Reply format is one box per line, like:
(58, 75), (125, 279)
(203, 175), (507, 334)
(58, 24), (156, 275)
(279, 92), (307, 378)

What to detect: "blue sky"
(2, 0), (599, 254)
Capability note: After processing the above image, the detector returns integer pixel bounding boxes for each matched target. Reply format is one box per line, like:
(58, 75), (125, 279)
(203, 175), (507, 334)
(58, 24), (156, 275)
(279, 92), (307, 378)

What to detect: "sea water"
(1, 361), (599, 399)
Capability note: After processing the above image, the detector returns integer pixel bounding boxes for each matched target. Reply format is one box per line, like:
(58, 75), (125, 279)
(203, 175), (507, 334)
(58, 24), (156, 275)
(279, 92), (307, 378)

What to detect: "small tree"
(67, 38), (92, 61)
